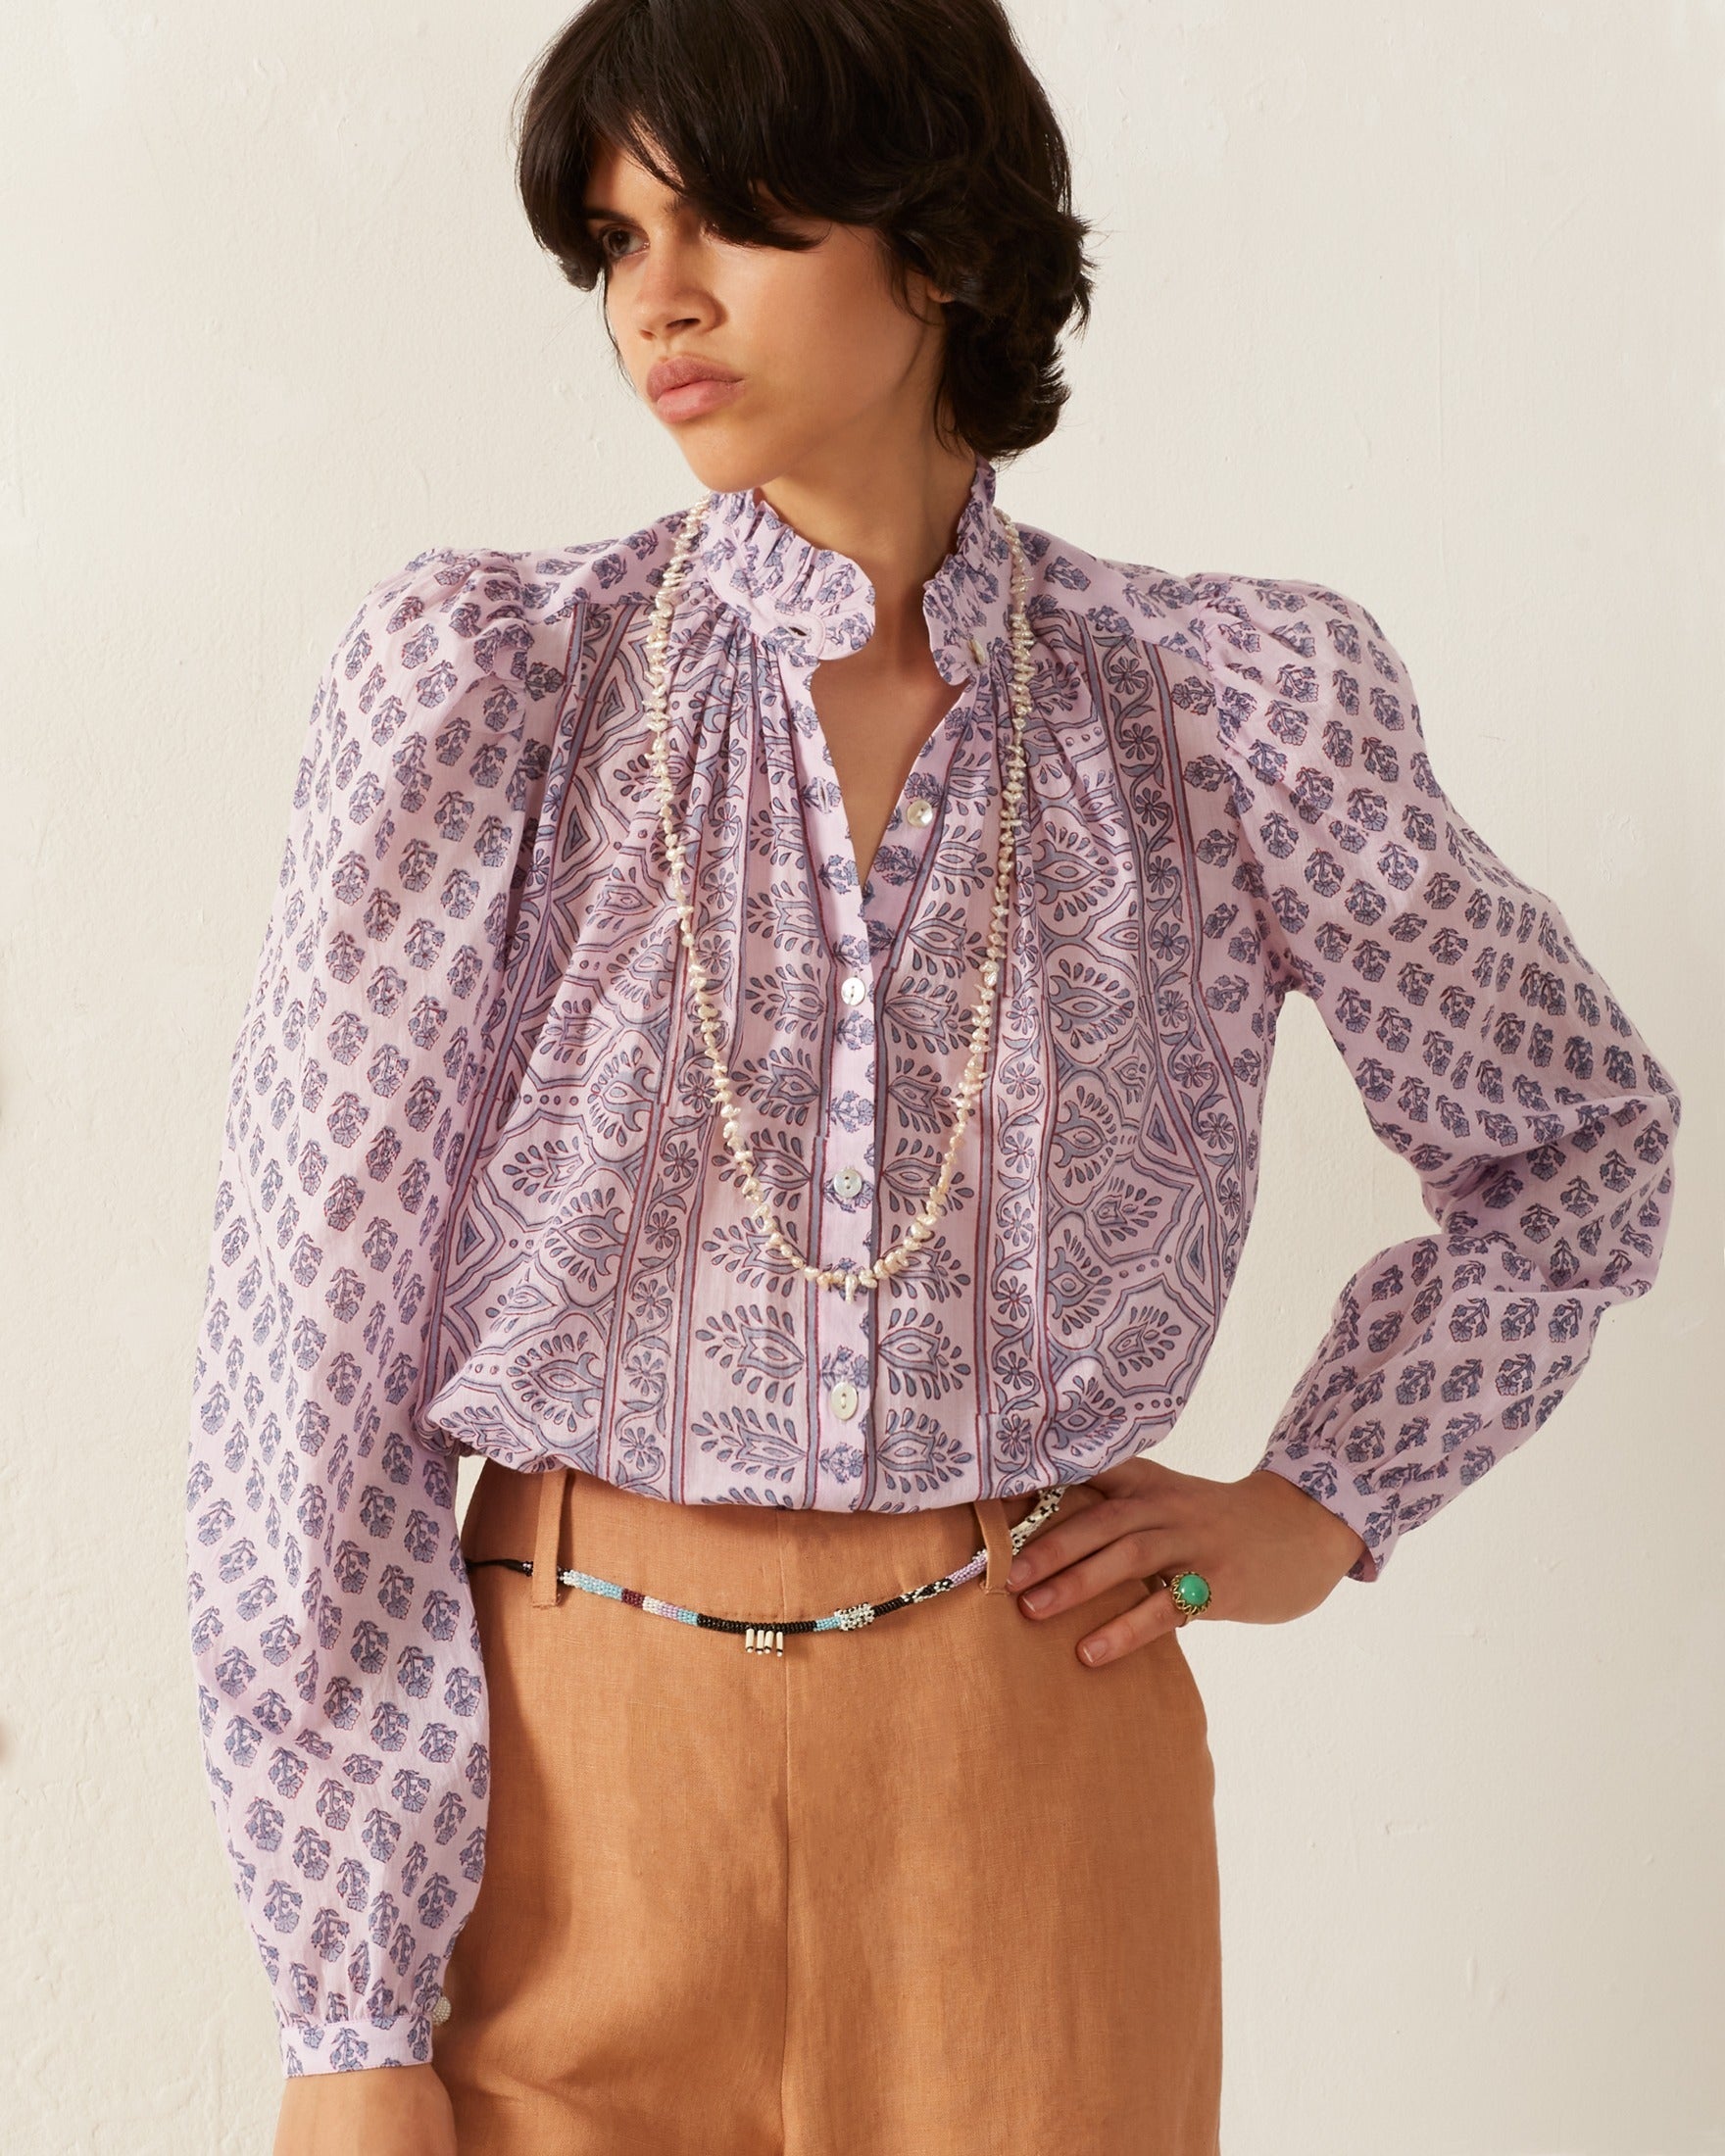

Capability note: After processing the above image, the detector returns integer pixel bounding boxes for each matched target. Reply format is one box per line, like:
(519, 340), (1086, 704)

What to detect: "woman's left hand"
(1004, 1456), (1371, 1667)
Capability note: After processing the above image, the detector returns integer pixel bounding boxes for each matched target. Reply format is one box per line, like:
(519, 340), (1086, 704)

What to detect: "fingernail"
(1019, 1586), (1048, 1612)
(1005, 1558), (1030, 1589)
(1080, 1639), (1109, 1664)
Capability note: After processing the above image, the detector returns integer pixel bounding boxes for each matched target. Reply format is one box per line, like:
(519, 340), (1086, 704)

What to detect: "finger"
(1075, 1579), (1182, 1667)
(1006, 1484), (1161, 1592)
(1012, 1525), (1184, 1619)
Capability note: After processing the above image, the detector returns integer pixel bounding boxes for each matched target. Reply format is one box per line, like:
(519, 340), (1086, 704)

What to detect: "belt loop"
(530, 1465), (569, 1609)
(971, 1494), (1015, 1594)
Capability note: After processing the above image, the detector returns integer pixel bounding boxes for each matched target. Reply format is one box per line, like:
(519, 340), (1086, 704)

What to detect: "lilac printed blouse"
(185, 455), (1679, 2073)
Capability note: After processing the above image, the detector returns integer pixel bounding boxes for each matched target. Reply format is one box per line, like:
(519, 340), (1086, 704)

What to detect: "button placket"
(813, 959), (875, 1488)
(861, 702), (966, 946)
(699, 475), (1016, 1511)
(781, 662), (879, 1503)
(781, 607), (1002, 1508)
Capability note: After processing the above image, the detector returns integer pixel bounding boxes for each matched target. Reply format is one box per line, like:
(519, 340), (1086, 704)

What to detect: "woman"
(183, 2), (1681, 2151)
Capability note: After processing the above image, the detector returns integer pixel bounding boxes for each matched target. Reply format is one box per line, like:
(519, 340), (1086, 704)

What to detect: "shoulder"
(327, 541), (583, 711)
(325, 508), (689, 719)
(1016, 529), (1445, 861)
(1027, 529), (1425, 785)
(285, 542), (589, 890)
(1018, 521), (1412, 710)
(302, 514), (685, 808)
(315, 546), (567, 759)
(1168, 570), (1416, 728)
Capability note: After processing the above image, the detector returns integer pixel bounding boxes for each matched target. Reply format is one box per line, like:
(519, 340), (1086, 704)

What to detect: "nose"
(622, 235), (718, 350)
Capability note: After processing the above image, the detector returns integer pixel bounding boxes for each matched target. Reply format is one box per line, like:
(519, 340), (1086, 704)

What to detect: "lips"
(638, 356), (733, 405)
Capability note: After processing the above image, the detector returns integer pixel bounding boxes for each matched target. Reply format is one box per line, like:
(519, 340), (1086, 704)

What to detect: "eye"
(595, 224), (643, 265)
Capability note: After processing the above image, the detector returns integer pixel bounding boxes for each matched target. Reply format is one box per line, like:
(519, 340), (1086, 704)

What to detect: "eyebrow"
(579, 204), (630, 222)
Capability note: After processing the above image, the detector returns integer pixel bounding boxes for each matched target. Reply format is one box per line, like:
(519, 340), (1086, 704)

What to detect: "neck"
(752, 424), (979, 666)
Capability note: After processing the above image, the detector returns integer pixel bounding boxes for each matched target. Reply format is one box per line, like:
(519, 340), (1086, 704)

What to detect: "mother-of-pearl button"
(835, 1165), (863, 1198)
(905, 797), (935, 828)
(827, 1380), (860, 1420)
(839, 974), (868, 1005)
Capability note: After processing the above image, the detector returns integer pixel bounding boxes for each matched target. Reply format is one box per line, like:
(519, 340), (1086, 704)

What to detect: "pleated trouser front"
(433, 1459), (1222, 2154)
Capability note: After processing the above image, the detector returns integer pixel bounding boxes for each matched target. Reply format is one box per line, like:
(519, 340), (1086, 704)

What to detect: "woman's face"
(582, 141), (952, 494)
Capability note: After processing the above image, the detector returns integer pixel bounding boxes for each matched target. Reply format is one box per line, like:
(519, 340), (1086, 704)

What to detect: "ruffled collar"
(693, 455), (1014, 686)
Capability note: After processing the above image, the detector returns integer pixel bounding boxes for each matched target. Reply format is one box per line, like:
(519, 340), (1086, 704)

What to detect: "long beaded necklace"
(643, 491), (1034, 1301)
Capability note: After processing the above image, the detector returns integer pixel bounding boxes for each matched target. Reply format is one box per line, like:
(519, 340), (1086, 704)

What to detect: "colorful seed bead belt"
(467, 1485), (1067, 1654)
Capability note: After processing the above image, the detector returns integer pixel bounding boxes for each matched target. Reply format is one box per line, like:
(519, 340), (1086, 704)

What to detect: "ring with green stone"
(1158, 1567), (1212, 1623)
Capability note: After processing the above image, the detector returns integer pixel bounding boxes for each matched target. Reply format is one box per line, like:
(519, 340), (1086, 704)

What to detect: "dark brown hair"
(513, 0), (1094, 460)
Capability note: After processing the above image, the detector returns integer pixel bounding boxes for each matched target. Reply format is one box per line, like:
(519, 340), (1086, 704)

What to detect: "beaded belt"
(466, 1479), (1067, 1654)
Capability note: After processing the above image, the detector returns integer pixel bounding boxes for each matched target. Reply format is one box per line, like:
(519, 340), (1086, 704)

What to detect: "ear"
(900, 260), (955, 318)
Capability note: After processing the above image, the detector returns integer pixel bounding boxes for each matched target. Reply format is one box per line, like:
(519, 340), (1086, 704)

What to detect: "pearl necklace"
(643, 492), (1032, 1301)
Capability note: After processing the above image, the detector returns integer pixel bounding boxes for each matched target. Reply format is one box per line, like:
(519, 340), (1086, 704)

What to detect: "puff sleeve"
(1181, 575), (1680, 1584)
(183, 549), (560, 2073)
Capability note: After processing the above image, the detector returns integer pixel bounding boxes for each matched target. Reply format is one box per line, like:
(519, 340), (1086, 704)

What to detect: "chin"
(658, 418), (819, 501)
(665, 437), (775, 498)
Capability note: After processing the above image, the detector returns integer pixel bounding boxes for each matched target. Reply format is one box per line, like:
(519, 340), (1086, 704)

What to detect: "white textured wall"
(3, 4), (1717, 2149)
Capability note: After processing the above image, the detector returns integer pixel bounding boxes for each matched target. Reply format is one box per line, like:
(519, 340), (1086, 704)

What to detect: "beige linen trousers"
(432, 1459), (1222, 2153)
